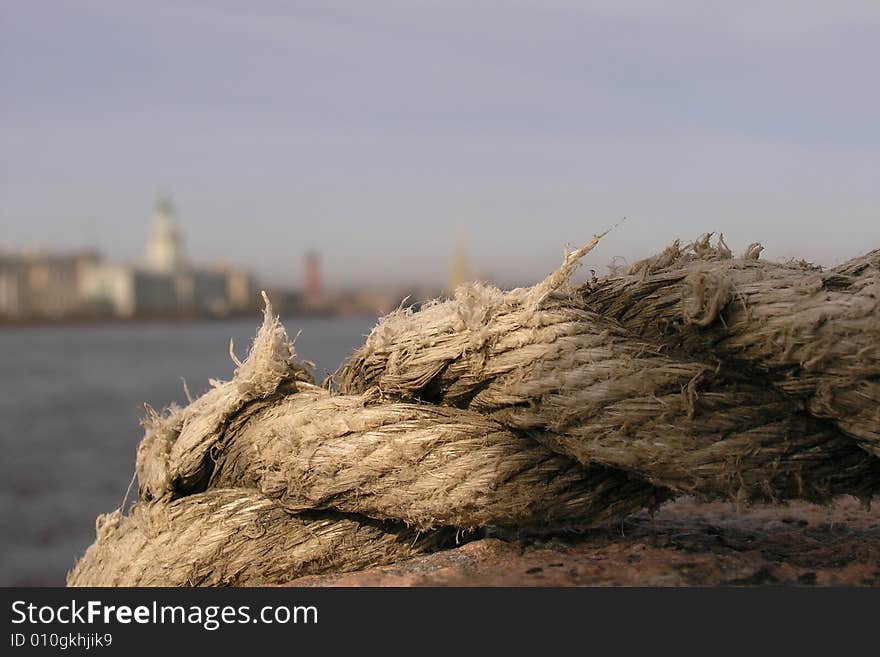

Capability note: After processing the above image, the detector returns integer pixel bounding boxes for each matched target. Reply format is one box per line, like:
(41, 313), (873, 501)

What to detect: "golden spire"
(446, 236), (470, 295)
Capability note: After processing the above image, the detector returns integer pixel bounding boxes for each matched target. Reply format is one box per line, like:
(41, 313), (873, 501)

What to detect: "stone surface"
(286, 497), (880, 586)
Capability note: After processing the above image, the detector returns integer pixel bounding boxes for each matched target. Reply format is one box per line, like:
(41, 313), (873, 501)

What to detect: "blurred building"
(2, 198), (258, 321)
(0, 250), (99, 319)
(80, 198), (258, 318)
(79, 263), (178, 318)
(0, 255), (25, 318)
(304, 249), (322, 308)
(145, 197), (186, 274)
(446, 239), (471, 295)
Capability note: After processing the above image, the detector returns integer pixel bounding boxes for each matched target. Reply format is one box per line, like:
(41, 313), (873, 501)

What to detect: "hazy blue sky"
(2, 1), (878, 288)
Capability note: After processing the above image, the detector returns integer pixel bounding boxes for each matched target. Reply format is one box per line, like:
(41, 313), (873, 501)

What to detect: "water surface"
(0, 315), (377, 585)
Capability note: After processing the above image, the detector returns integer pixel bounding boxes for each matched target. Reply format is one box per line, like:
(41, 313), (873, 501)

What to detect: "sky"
(1, 0), (878, 288)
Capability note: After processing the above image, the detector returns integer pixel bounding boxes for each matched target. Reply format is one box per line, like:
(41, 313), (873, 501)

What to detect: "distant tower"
(304, 249), (322, 306)
(446, 238), (470, 294)
(145, 197), (186, 273)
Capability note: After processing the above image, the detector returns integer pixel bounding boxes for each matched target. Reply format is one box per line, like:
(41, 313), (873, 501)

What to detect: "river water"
(0, 315), (378, 585)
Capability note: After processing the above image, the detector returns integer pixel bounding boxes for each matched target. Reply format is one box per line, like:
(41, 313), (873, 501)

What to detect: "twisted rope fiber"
(578, 235), (880, 455)
(209, 386), (663, 530)
(69, 235), (880, 586)
(339, 237), (880, 499)
(68, 489), (456, 587)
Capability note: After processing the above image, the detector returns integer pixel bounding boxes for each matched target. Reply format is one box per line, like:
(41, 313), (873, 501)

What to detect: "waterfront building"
(145, 198), (187, 274)
(304, 249), (322, 308)
(446, 239), (471, 295)
(3, 198), (257, 321)
(0, 250), (98, 319)
(80, 198), (257, 318)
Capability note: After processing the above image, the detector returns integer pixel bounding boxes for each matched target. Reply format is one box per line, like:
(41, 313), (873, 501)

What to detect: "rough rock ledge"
(285, 498), (880, 587)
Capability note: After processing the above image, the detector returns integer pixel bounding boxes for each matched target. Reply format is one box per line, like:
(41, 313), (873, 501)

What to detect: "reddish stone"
(286, 497), (880, 586)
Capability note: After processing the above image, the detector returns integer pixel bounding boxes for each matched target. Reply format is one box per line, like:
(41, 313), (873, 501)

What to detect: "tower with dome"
(77, 197), (255, 317)
(145, 197), (186, 274)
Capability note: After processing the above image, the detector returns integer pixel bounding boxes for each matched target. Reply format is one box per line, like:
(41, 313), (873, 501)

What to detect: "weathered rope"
(67, 489), (454, 587)
(208, 386), (665, 530)
(338, 243), (879, 500)
(68, 235), (880, 587)
(578, 235), (880, 456)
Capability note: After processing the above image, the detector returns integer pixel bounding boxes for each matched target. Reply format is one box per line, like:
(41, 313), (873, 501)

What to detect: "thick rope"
(338, 253), (879, 500)
(578, 235), (880, 456)
(68, 235), (880, 586)
(208, 386), (665, 530)
(67, 489), (454, 586)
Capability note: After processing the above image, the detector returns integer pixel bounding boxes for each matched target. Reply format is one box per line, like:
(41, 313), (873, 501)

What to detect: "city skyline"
(0, 198), (445, 322)
(2, 2), (879, 287)
(0, 195), (456, 291)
